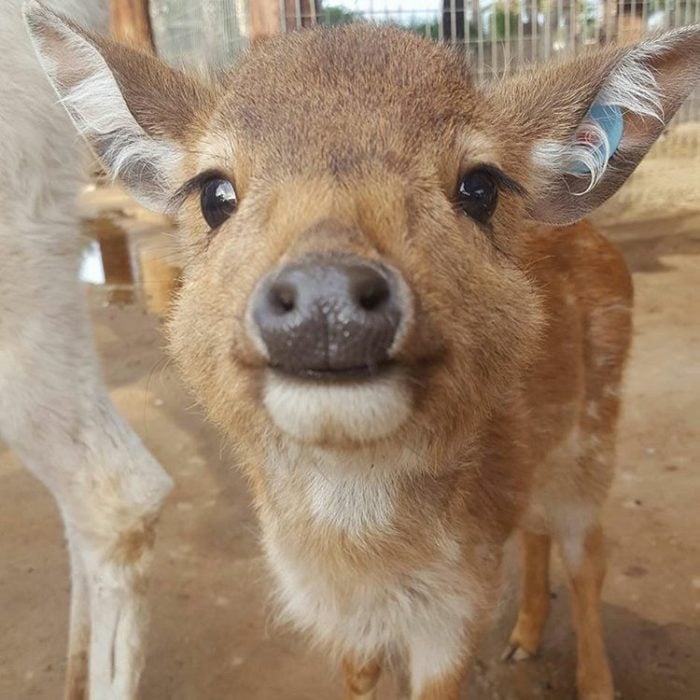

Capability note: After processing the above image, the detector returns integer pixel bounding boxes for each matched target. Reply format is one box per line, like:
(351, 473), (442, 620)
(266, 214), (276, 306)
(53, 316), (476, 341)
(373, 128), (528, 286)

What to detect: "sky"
(327, 0), (501, 26)
(329, 0), (451, 23)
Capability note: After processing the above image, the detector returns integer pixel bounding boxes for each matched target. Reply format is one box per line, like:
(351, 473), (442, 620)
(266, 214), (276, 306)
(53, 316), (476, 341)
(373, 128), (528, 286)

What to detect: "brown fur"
(416, 670), (469, 700)
(343, 656), (382, 699)
(566, 525), (613, 699)
(506, 531), (552, 657)
(110, 516), (157, 567)
(64, 649), (88, 700)
(30, 13), (700, 699)
(165, 31), (634, 697)
(168, 27), (632, 700)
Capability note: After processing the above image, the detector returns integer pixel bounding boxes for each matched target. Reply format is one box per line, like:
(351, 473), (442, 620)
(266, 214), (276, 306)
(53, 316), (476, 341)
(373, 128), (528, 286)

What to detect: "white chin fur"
(263, 369), (412, 444)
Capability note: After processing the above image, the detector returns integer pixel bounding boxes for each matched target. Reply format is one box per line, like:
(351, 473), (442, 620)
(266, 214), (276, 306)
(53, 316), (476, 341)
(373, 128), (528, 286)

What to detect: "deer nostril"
(350, 266), (391, 312)
(268, 281), (297, 314)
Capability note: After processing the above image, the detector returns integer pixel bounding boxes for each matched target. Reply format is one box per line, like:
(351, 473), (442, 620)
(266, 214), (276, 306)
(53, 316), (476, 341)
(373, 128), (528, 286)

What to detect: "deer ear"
(492, 26), (700, 226)
(23, 0), (212, 212)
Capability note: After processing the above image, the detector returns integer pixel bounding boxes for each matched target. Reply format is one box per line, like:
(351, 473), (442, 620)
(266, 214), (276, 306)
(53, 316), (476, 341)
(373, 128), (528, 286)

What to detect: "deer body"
(1, 3), (172, 699)
(24, 4), (698, 698)
(246, 221), (631, 699)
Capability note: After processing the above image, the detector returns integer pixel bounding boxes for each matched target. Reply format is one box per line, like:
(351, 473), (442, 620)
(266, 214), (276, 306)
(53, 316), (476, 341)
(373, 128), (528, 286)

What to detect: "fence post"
(249, 0), (282, 41)
(110, 0), (155, 52)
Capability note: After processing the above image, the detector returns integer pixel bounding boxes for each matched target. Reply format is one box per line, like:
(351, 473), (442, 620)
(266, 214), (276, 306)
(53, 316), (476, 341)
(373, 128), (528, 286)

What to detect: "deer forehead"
(194, 26), (495, 176)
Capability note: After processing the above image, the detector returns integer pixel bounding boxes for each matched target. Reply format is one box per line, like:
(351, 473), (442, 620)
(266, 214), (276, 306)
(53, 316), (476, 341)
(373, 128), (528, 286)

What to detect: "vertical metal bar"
(464, 0), (471, 55)
(544, 0), (551, 60)
(557, 0), (564, 51)
(689, 0), (698, 127)
(476, 0), (485, 81)
(504, 0), (511, 73)
(531, 0), (537, 61)
(570, 0), (576, 55)
(518, 0), (525, 66)
(605, 0), (614, 44)
(465, 2), (471, 62)
(450, 0), (457, 43)
(278, 0), (287, 32)
(490, 0), (497, 77)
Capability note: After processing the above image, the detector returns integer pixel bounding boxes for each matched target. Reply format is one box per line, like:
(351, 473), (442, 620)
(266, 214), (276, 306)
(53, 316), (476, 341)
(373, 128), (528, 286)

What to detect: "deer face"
(25, 2), (700, 452)
(164, 28), (544, 448)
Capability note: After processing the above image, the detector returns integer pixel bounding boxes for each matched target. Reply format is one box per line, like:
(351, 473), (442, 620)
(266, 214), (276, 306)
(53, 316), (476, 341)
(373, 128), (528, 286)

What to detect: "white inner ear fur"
(533, 43), (664, 194)
(28, 12), (182, 212)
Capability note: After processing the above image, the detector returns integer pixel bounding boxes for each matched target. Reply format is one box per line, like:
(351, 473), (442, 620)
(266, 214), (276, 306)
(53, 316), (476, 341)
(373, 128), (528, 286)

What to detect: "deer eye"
(200, 178), (237, 229)
(458, 169), (498, 224)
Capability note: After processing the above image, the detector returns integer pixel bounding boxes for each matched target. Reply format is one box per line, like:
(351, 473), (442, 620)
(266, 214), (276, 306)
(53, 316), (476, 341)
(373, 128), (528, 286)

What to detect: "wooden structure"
(249, 0), (320, 41)
(110, 0), (155, 52)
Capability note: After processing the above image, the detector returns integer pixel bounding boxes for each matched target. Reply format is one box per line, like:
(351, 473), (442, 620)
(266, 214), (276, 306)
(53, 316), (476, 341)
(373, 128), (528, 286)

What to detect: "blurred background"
(89, 0), (700, 314)
(146, 0), (698, 90)
(1, 2), (699, 698)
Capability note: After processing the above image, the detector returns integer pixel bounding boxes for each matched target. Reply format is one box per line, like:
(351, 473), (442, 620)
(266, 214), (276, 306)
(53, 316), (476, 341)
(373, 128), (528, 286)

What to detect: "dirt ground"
(1, 133), (699, 699)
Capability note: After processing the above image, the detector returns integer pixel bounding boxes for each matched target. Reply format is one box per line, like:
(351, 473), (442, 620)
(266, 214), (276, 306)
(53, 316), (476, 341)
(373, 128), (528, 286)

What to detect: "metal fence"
(150, 0), (699, 124)
(150, 0), (250, 73)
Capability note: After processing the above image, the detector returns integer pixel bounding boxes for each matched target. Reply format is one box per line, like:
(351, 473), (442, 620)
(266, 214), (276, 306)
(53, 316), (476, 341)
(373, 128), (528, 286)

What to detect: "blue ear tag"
(566, 104), (624, 176)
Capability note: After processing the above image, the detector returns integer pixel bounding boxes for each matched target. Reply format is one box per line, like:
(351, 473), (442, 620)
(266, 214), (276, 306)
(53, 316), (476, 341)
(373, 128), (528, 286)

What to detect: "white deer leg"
(406, 608), (474, 700)
(1, 3), (167, 695)
(0, 224), (172, 699)
(65, 397), (171, 700)
(8, 396), (172, 700)
(65, 528), (90, 700)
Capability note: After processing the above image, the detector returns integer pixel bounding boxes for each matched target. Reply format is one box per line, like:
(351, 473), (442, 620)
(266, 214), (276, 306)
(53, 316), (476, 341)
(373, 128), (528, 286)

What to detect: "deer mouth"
(261, 364), (412, 444)
(268, 360), (395, 383)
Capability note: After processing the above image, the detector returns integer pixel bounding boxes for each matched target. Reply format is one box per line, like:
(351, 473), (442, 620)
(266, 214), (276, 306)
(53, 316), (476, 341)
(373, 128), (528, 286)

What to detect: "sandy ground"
(1, 137), (699, 699)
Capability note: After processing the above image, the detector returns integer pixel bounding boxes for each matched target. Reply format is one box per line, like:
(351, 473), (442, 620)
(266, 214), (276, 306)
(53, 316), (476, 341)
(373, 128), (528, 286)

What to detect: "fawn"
(1, 2), (172, 699)
(25, 2), (700, 697)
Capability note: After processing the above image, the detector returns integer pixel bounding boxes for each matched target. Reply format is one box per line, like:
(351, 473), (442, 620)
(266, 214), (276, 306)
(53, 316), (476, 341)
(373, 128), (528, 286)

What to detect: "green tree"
(406, 19), (440, 40)
(494, 7), (519, 39)
(320, 5), (357, 26)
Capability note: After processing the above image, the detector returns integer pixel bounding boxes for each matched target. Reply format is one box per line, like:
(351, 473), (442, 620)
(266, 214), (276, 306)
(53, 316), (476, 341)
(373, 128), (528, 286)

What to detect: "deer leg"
(64, 529), (91, 700)
(410, 657), (470, 700)
(0, 43), (171, 698)
(407, 618), (473, 700)
(559, 522), (613, 700)
(56, 407), (171, 700)
(343, 655), (382, 700)
(503, 530), (551, 661)
(4, 382), (171, 700)
(77, 515), (158, 700)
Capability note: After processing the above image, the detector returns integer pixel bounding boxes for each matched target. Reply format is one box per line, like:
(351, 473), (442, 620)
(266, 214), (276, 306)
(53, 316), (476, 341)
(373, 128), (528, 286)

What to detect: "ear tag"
(567, 104), (624, 176)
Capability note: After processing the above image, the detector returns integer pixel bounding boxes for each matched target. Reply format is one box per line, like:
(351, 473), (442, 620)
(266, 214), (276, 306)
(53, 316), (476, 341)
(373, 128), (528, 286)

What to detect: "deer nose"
(250, 257), (403, 378)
